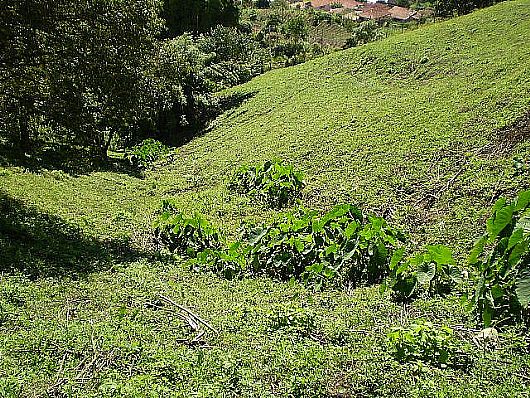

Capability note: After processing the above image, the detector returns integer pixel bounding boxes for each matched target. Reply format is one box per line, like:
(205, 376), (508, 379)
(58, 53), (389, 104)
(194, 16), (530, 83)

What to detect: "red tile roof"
(389, 6), (416, 20)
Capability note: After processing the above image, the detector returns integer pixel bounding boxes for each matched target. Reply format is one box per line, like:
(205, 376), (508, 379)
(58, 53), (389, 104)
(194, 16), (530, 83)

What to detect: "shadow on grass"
(0, 193), (146, 279)
(0, 142), (142, 178)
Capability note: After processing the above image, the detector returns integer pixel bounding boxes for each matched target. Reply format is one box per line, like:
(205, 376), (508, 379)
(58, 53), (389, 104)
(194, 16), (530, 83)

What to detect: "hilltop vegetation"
(1, 1), (530, 397)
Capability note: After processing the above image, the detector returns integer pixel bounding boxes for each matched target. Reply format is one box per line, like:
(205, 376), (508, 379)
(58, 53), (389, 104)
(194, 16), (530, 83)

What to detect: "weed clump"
(153, 200), (222, 257)
(126, 139), (170, 169)
(153, 201), (404, 289)
(387, 321), (472, 369)
(244, 204), (404, 288)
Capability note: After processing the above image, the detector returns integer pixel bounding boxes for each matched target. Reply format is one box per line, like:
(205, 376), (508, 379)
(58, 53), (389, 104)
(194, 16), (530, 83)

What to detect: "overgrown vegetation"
(154, 196), (404, 289)
(387, 321), (472, 369)
(229, 159), (304, 208)
(1, 2), (530, 396)
(467, 190), (530, 327)
(126, 139), (170, 169)
(243, 204), (403, 288)
(153, 200), (223, 256)
(384, 245), (462, 301)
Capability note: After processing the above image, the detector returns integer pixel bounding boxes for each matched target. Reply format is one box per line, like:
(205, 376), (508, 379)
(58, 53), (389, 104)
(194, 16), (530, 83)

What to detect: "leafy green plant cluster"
(384, 245), (462, 301)
(126, 139), (170, 169)
(153, 200), (222, 257)
(243, 204), (404, 288)
(153, 201), (403, 288)
(229, 160), (304, 208)
(387, 321), (471, 369)
(467, 190), (530, 327)
(190, 243), (247, 281)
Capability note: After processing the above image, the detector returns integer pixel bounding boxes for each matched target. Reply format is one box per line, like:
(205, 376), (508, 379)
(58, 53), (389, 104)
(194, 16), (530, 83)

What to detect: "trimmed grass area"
(1, 1), (530, 396)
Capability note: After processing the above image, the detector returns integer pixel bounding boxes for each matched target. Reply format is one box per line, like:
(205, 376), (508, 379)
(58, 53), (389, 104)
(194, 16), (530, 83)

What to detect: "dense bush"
(1, 0), (166, 155)
(387, 321), (471, 369)
(153, 200), (222, 257)
(434, 0), (500, 17)
(126, 139), (170, 169)
(150, 34), (219, 144)
(383, 245), (462, 301)
(161, 0), (239, 37)
(229, 160), (304, 208)
(243, 204), (404, 288)
(467, 190), (530, 327)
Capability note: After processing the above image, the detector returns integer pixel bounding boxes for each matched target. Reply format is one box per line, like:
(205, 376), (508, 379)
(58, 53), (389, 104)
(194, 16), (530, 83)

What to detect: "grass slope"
(1, 2), (530, 397)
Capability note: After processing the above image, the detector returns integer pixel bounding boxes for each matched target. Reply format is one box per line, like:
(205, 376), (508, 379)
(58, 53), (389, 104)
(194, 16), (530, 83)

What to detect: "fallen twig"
(159, 294), (218, 334)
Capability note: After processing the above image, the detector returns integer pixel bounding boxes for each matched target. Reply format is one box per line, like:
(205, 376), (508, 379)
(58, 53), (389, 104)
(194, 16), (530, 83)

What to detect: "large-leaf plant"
(468, 190), (530, 327)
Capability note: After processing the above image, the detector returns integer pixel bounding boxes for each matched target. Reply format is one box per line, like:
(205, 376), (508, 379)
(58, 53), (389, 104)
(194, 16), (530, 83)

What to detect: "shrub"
(467, 190), (530, 327)
(387, 321), (471, 369)
(344, 20), (382, 48)
(383, 245), (462, 301)
(243, 204), (404, 288)
(153, 200), (222, 257)
(229, 159), (304, 208)
(126, 139), (170, 169)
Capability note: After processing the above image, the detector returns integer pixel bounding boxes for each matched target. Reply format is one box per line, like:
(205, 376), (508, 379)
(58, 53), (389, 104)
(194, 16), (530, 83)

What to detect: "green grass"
(1, 1), (530, 396)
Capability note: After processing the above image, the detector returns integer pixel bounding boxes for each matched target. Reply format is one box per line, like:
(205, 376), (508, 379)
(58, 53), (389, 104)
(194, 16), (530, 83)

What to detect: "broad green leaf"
(486, 204), (514, 242)
(389, 248), (405, 271)
(514, 190), (530, 211)
(324, 243), (338, 256)
(490, 284), (504, 299)
(515, 269), (530, 309)
(468, 235), (487, 265)
(426, 245), (455, 265)
(508, 240), (529, 266)
(293, 238), (304, 253)
(508, 228), (524, 250)
(344, 221), (359, 239)
(515, 210), (530, 234)
(416, 261), (436, 285)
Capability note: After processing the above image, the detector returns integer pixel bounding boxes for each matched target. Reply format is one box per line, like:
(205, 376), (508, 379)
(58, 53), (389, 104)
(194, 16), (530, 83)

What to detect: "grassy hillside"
(1, 1), (530, 396)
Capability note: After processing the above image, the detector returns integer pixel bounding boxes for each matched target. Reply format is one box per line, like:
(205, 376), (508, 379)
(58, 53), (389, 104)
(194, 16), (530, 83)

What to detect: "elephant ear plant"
(229, 159), (304, 208)
(467, 190), (530, 327)
(383, 245), (462, 301)
(153, 200), (222, 257)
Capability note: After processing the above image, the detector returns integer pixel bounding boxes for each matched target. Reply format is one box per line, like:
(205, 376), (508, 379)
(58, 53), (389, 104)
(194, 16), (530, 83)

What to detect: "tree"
(433, 0), (497, 17)
(281, 15), (309, 42)
(162, 0), (239, 37)
(1, 0), (166, 156)
(0, 0), (61, 149)
(198, 26), (266, 89)
(149, 35), (218, 145)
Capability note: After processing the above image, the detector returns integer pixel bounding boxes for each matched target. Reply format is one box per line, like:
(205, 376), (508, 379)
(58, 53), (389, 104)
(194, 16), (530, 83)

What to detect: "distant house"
(412, 8), (434, 20)
(358, 3), (391, 21)
(389, 6), (417, 22)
